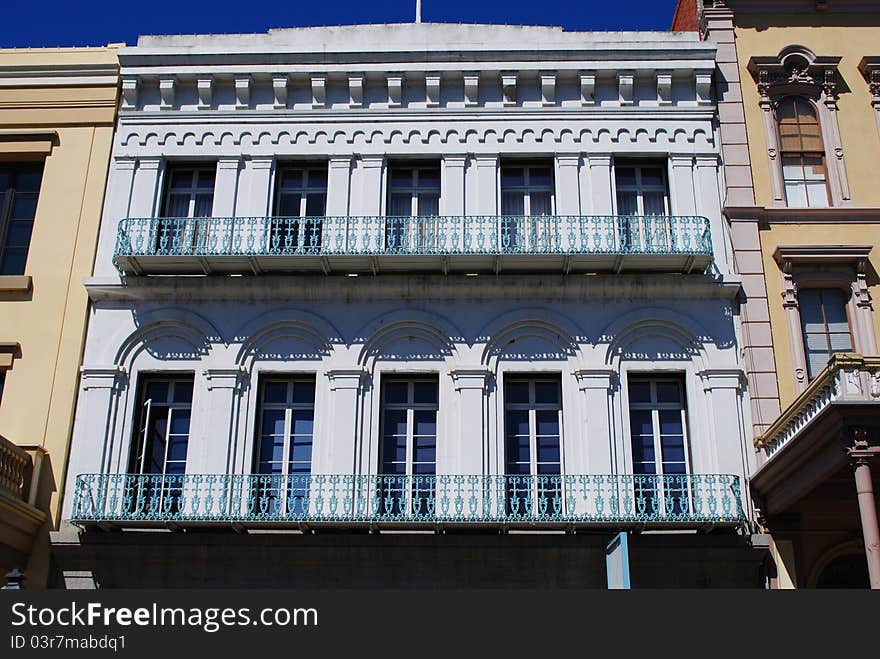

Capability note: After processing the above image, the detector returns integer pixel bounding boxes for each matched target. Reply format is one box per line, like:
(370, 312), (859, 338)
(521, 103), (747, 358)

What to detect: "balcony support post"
(846, 429), (880, 589)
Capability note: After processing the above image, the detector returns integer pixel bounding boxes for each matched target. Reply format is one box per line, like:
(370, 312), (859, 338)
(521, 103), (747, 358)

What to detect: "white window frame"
(613, 161), (671, 217)
(273, 165), (328, 218)
(500, 162), (557, 252)
(385, 163), (442, 251)
(378, 377), (439, 515)
(162, 165), (216, 219)
(503, 376), (564, 516)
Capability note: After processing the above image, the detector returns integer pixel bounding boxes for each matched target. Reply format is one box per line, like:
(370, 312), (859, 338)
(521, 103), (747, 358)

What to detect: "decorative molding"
(158, 76), (175, 111)
(197, 76), (213, 110)
(348, 73), (364, 108)
(657, 71), (672, 106)
(617, 71), (634, 106)
(234, 75), (250, 110)
(311, 74), (326, 109)
(271, 75), (288, 110)
(449, 367), (491, 391)
(119, 123), (716, 150)
(463, 72), (479, 107)
(80, 365), (127, 391)
(572, 368), (615, 391)
(858, 56), (880, 137)
(501, 73), (517, 107)
(121, 76), (138, 110)
(540, 72), (556, 107)
(425, 73), (441, 108)
(387, 73), (403, 108)
(579, 72), (595, 106)
(325, 368), (369, 391)
(203, 367), (247, 390)
(0, 341), (20, 370)
(695, 70), (713, 106)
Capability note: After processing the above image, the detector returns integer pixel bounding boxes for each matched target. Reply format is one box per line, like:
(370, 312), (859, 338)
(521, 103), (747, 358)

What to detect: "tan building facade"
(0, 47), (119, 587)
(674, 0), (880, 588)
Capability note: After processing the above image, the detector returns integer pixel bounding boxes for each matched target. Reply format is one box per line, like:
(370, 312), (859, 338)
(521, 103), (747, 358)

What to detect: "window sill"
(0, 275), (32, 294)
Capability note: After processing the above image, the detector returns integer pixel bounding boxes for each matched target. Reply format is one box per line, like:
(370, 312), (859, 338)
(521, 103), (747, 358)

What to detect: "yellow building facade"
(0, 47), (119, 587)
(676, 0), (880, 588)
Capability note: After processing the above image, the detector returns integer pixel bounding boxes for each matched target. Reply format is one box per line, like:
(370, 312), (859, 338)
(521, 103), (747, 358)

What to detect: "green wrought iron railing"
(113, 215), (712, 267)
(71, 473), (744, 526)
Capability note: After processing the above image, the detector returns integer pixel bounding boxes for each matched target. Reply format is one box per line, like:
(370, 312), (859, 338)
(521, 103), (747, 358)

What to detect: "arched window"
(776, 97), (829, 208)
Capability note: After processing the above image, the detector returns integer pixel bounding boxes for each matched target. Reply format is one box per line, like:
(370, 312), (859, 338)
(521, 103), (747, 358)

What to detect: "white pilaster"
(450, 368), (491, 475)
(587, 153), (613, 214)
(212, 157), (241, 217)
(199, 368), (247, 474)
(324, 369), (369, 475)
(555, 153), (581, 216)
(442, 154), (467, 216)
(474, 155), (498, 215)
(327, 157), (352, 216)
(574, 369), (616, 474)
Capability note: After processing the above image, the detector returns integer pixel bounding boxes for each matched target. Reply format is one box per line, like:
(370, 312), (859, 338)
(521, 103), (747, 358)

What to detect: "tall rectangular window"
(777, 97), (829, 208)
(156, 164), (216, 253)
(379, 378), (438, 517)
(500, 162), (555, 252)
(799, 289), (853, 379)
(253, 377), (315, 517)
(0, 163), (44, 275)
(272, 165), (327, 253)
(628, 376), (690, 516)
(504, 377), (562, 517)
(614, 162), (670, 251)
(128, 376), (194, 515)
(386, 163), (441, 252)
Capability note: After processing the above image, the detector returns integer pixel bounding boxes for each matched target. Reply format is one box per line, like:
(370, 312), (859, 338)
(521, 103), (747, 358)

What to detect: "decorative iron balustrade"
(113, 215), (712, 265)
(71, 473), (744, 526)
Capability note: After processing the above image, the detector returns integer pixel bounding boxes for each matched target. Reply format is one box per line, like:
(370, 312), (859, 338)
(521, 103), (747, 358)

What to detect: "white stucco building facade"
(53, 24), (768, 588)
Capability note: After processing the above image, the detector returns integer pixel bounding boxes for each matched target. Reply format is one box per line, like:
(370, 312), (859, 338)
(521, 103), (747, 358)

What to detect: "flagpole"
(416, 0), (422, 23)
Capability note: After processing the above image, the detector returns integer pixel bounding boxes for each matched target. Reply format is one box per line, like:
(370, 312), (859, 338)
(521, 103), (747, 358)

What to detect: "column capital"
(669, 154), (696, 167)
(449, 368), (492, 391)
(80, 365), (127, 391)
(443, 154), (468, 167)
(203, 367), (247, 390)
(573, 368), (616, 391)
(247, 157), (274, 171)
(329, 156), (353, 169)
(556, 153), (581, 167)
(586, 153), (613, 167)
(695, 154), (721, 168)
(136, 157), (162, 170)
(697, 368), (746, 391)
(325, 368), (370, 391)
(217, 157), (241, 170)
(114, 156), (137, 171)
(359, 154), (385, 169)
(473, 154), (498, 168)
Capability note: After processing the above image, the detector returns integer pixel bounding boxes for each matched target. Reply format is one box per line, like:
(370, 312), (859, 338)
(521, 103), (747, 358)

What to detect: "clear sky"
(2, 0), (680, 48)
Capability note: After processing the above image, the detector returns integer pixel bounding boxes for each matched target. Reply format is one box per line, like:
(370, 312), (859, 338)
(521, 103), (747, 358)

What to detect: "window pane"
(170, 169), (194, 189)
(169, 409), (191, 435)
(259, 434), (284, 463)
(304, 194), (326, 216)
(640, 168), (664, 187)
(534, 381), (560, 405)
(0, 250), (27, 275)
(506, 434), (530, 463)
(535, 410), (559, 436)
(197, 170), (216, 188)
(615, 167), (636, 187)
(655, 381), (681, 404)
(505, 410), (530, 437)
(412, 381), (438, 405)
(279, 169), (303, 188)
(784, 181), (807, 207)
(263, 381), (288, 404)
(536, 437), (560, 463)
(828, 332), (853, 352)
(413, 437), (436, 463)
(307, 169), (328, 187)
(389, 168), (412, 185)
(805, 182), (829, 208)
(167, 434), (189, 461)
(413, 410), (436, 436)
(529, 191), (552, 216)
(261, 409), (286, 436)
(505, 381), (529, 404)
(501, 167), (524, 187)
(658, 410), (683, 436)
(292, 381), (315, 405)
(418, 168), (440, 186)
(384, 381), (408, 404)
(388, 193), (412, 216)
(11, 193), (39, 219)
(383, 409), (408, 437)
(146, 381), (169, 402)
(291, 410), (314, 436)
(616, 190), (638, 215)
(417, 193), (439, 216)
(277, 193), (302, 217)
(628, 381), (651, 404)
(14, 168), (43, 192)
(501, 190), (524, 215)
(629, 409), (654, 438)
(4, 221), (33, 247)
(642, 191), (666, 216)
(382, 435), (407, 464)
(528, 167), (553, 187)
(290, 438), (312, 463)
(172, 381), (193, 404)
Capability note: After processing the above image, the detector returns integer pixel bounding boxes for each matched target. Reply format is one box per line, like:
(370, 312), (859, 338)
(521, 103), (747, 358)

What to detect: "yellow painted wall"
(733, 13), (880, 410)
(0, 48), (118, 581)
(735, 15), (880, 208)
(759, 223), (880, 408)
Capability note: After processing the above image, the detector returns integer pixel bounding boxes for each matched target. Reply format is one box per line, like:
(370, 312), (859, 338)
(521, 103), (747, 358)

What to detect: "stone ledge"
(0, 275), (31, 293)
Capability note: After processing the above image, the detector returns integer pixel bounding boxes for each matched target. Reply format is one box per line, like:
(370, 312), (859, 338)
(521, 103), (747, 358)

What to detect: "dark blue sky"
(2, 0), (680, 48)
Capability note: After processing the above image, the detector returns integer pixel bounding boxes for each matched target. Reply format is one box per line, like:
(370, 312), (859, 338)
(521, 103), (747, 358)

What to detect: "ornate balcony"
(113, 215), (713, 276)
(71, 473), (745, 530)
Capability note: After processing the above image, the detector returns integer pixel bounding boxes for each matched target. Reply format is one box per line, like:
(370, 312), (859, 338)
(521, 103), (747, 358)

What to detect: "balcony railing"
(755, 353), (880, 459)
(71, 473), (745, 528)
(113, 215), (713, 275)
(0, 434), (32, 503)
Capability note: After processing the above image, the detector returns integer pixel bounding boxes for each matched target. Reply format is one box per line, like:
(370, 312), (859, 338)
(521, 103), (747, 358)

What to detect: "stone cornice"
(724, 205), (880, 224)
(83, 273), (744, 303)
(0, 63), (119, 88)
